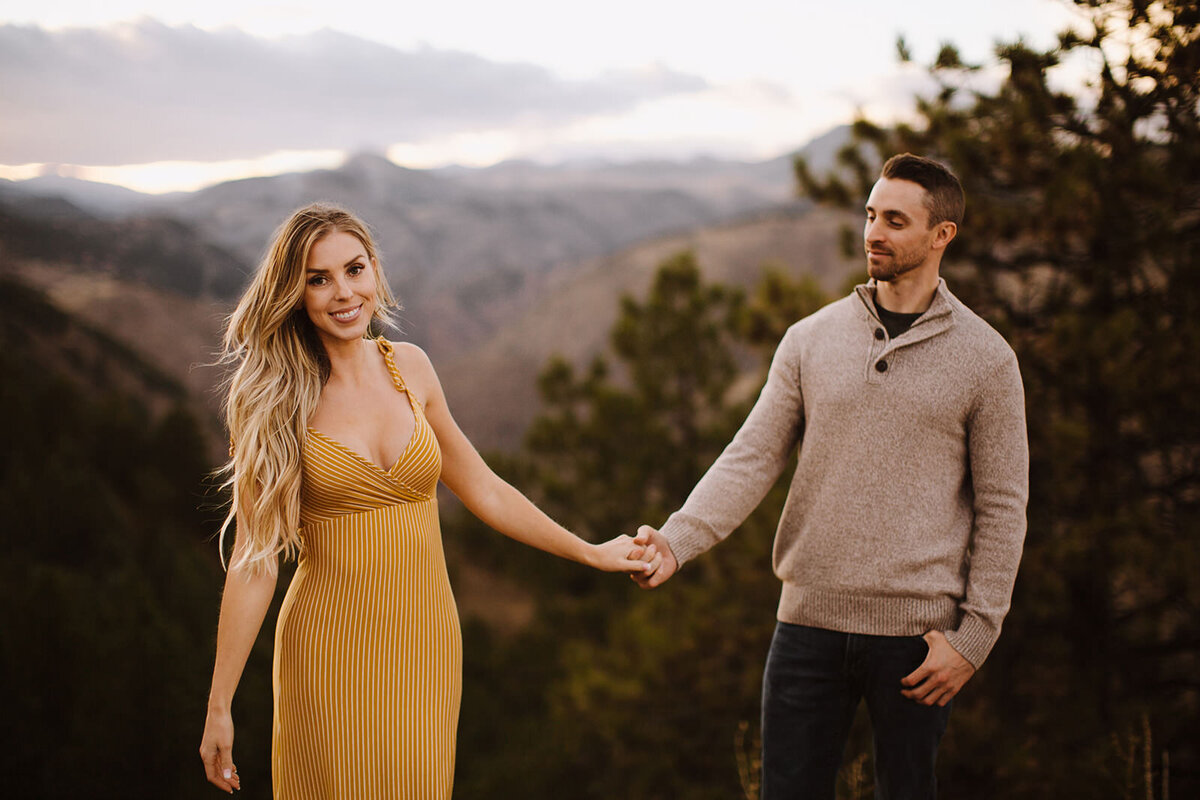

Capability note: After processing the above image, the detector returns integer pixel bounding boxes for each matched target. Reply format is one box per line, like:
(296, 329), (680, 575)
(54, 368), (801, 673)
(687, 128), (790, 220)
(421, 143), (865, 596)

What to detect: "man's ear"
(932, 221), (958, 251)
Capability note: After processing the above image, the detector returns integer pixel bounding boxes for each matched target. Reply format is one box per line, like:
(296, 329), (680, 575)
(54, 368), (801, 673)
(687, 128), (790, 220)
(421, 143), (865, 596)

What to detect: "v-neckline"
(306, 338), (420, 474)
(306, 422), (418, 475)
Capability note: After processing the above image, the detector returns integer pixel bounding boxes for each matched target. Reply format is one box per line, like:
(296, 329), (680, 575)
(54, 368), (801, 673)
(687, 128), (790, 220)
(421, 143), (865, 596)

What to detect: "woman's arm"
(398, 343), (656, 574)
(199, 532), (277, 795)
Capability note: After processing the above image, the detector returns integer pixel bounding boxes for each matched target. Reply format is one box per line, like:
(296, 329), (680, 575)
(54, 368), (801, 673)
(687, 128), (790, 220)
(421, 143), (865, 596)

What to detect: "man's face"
(863, 177), (941, 282)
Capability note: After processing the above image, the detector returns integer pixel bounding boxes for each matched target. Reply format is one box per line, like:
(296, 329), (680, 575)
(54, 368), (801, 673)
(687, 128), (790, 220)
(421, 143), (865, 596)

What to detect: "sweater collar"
(855, 277), (955, 323)
(854, 278), (957, 346)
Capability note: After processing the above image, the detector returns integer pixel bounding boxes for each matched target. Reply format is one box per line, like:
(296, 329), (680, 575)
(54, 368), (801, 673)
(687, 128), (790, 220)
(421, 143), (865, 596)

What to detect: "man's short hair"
(881, 153), (965, 228)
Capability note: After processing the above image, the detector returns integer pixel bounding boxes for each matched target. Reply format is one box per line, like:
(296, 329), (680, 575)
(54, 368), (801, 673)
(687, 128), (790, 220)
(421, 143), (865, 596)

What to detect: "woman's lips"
(330, 305), (362, 322)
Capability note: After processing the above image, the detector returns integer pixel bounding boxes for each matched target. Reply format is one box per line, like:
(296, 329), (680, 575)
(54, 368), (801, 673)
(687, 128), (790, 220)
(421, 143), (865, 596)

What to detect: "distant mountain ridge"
(432, 125), (850, 209)
(148, 156), (715, 357)
(0, 125), (859, 448)
(0, 173), (171, 217)
(4, 125), (849, 221)
(1, 124), (851, 323)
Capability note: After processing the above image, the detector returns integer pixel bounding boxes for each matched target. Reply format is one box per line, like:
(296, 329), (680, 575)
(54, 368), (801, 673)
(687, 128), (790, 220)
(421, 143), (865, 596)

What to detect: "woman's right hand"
(200, 708), (241, 793)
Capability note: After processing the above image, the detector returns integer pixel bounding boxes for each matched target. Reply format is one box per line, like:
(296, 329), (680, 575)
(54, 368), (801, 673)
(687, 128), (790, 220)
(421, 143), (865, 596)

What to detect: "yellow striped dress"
(272, 338), (461, 799)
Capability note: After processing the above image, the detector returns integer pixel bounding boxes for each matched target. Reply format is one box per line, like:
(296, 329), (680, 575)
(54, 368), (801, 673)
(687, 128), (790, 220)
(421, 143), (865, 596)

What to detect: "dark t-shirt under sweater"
(875, 304), (923, 339)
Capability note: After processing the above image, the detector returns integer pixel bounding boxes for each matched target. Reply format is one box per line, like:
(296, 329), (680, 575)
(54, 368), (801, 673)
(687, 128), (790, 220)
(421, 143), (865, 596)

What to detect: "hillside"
(155, 154), (785, 359)
(440, 204), (863, 450)
(9, 265), (229, 441)
(0, 276), (249, 800)
(0, 200), (233, 456)
(0, 192), (245, 298)
(5, 127), (851, 366)
(0, 197), (862, 456)
(0, 127), (861, 453)
(0, 277), (192, 416)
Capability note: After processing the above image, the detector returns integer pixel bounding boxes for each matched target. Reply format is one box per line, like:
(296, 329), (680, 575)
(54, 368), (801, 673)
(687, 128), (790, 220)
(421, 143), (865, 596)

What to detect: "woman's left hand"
(587, 534), (661, 574)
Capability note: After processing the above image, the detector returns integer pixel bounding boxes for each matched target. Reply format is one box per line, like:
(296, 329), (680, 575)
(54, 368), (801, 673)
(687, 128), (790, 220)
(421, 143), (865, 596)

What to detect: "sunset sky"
(0, 0), (1083, 193)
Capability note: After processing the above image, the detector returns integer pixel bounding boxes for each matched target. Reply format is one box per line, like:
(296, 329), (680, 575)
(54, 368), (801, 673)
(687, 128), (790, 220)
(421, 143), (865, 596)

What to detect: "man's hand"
(628, 525), (678, 589)
(900, 630), (975, 706)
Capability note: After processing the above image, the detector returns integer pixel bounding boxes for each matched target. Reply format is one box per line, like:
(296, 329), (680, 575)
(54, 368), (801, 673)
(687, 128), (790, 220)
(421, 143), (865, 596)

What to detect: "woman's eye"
(308, 276), (326, 286)
(349, 264), (364, 275)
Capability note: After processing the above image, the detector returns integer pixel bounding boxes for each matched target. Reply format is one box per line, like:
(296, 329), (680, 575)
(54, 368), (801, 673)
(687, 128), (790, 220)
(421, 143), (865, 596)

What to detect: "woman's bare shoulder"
(386, 339), (433, 367)
(385, 340), (440, 397)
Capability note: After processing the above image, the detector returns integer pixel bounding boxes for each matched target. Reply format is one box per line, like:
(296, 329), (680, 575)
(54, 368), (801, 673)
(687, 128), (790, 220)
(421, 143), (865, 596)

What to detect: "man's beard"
(866, 248), (924, 282)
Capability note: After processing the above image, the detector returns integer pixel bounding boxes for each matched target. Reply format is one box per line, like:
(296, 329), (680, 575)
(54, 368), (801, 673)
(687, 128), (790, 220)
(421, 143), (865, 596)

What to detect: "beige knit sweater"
(660, 279), (1028, 668)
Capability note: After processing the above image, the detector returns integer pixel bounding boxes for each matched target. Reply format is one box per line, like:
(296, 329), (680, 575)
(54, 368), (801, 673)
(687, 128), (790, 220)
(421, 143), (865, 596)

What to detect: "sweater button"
(874, 328), (885, 340)
(875, 360), (888, 372)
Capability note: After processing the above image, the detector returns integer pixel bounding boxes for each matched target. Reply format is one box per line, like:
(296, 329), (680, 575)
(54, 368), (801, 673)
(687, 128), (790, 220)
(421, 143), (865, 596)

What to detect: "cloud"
(0, 20), (708, 165)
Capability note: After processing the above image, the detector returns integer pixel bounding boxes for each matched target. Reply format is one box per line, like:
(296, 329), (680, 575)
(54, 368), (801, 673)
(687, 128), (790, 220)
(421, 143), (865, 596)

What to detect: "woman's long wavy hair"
(217, 203), (398, 575)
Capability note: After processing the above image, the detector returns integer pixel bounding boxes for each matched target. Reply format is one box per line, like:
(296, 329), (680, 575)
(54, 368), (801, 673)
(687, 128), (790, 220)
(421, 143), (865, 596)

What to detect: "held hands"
(588, 532), (661, 575)
(900, 630), (976, 707)
(628, 525), (678, 589)
(200, 709), (241, 794)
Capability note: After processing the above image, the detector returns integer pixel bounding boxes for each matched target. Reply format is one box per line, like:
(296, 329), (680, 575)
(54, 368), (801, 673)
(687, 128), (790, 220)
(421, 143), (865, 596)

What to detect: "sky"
(0, 0), (1084, 193)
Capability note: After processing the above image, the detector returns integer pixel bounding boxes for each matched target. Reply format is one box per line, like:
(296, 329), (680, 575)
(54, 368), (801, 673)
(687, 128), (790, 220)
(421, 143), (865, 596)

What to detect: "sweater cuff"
(943, 613), (999, 670)
(659, 512), (721, 567)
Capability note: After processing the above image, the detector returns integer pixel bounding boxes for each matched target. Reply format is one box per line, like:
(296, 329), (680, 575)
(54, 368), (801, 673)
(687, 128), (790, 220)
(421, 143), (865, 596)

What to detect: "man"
(632, 154), (1028, 799)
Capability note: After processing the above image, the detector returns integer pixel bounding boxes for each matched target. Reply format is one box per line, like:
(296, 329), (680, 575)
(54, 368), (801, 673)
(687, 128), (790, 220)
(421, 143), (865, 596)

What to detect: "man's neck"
(874, 268), (940, 314)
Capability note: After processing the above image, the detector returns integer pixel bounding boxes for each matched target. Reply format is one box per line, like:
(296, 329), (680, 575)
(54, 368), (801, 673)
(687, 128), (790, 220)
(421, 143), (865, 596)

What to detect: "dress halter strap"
(374, 337), (408, 392)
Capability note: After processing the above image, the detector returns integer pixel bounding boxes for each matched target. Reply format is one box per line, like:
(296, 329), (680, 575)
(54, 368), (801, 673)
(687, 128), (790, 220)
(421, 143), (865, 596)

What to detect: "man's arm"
(651, 323), (808, 573)
(901, 352), (1027, 703)
(943, 352), (1030, 669)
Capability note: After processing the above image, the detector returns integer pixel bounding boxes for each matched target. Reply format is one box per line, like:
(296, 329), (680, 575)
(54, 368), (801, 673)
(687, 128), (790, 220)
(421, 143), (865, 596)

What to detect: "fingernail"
(224, 769), (232, 780)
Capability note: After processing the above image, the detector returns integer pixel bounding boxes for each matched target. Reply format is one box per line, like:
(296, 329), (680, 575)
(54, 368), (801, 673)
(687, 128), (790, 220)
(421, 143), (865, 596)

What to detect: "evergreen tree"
(453, 255), (834, 799)
(520, 252), (744, 539)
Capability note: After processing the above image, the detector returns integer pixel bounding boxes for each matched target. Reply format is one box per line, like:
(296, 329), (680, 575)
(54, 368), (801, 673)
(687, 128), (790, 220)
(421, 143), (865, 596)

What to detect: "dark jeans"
(761, 622), (951, 800)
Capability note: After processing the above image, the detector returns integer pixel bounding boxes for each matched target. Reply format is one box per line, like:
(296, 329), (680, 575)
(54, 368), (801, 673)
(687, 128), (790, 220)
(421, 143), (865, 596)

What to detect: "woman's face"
(302, 230), (379, 346)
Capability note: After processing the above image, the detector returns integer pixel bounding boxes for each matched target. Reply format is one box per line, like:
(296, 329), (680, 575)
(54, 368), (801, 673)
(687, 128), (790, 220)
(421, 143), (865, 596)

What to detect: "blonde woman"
(198, 204), (659, 798)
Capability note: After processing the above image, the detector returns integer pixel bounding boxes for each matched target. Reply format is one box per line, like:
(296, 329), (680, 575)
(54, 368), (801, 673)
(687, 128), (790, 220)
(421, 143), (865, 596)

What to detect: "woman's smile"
(330, 305), (363, 323)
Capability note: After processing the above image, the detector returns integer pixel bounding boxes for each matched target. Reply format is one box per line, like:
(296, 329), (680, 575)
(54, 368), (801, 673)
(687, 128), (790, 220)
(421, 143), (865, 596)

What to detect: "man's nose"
(865, 219), (883, 244)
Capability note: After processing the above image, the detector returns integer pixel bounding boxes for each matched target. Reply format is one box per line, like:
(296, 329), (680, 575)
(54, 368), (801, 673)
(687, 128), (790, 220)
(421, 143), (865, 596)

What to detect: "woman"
(199, 204), (658, 797)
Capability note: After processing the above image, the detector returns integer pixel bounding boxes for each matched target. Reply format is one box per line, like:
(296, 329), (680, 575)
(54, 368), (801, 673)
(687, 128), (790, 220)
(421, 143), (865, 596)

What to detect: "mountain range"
(0, 125), (862, 450)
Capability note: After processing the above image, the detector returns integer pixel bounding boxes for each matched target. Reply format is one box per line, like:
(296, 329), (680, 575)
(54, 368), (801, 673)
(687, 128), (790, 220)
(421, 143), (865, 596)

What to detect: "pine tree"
(453, 255), (835, 798)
